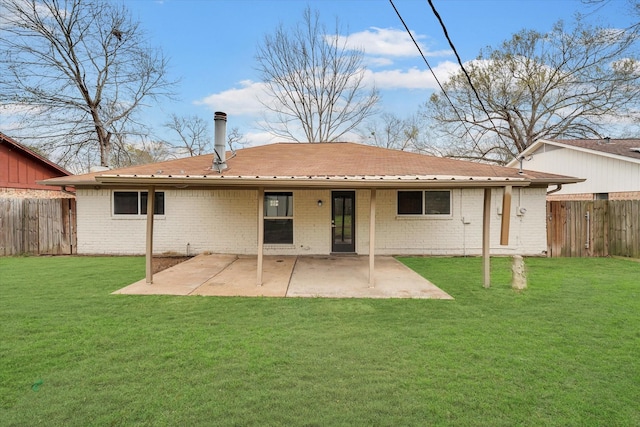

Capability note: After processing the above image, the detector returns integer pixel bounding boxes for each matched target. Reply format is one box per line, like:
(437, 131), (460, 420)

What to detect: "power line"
(426, 0), (514, 157)
(426, 0), (492, 124)
(388, 0), (483, 154)
(388, 0), (447, 104)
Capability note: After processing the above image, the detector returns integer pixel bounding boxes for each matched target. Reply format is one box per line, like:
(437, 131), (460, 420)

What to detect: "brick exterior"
(77, 187), (548, 256)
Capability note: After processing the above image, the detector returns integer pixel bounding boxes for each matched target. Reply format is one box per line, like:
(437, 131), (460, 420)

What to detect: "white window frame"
(112, 190), (165, 217)
(396, 190), (452, 218)
(263, 191), (294, 245)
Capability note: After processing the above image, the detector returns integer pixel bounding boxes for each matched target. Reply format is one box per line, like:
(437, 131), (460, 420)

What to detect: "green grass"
(0, 255), (638, 426)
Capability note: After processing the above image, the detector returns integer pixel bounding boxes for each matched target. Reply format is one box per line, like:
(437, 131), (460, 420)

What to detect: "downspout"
(547, 184), (563, 196)
(61, 187), (76, 196)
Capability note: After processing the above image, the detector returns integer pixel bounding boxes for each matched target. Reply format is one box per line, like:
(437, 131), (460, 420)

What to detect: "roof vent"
(213, 112), (227, 172)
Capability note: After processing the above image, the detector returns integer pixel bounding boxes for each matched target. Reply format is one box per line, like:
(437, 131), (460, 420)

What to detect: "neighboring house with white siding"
(506, 138), (640, 200)
(41, 114), (581, 263)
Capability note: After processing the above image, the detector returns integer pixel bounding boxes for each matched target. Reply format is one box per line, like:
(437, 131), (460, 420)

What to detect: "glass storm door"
(332, 191), (355, 253)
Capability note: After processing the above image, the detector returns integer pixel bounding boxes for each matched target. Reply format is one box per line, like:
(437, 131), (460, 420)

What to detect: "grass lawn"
(0, 255), (638, 426)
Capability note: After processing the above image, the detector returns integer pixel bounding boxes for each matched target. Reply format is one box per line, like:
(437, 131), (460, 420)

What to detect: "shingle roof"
(546, 138), (640, 161)
(41, 142), (578, 187)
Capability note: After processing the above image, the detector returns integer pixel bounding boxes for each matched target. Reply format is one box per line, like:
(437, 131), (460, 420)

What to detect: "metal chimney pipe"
(213, 111), (227, 172)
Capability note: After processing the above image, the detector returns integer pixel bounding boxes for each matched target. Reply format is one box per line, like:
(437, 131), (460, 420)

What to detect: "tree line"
(1, 0), (638, 172)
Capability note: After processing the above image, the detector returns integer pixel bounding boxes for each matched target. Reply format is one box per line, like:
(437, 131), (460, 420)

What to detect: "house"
(41, 113), (580, 285)
(506, 138), (640, 200)
(0, 132), (73, 196)
(1, 132), (75, 255)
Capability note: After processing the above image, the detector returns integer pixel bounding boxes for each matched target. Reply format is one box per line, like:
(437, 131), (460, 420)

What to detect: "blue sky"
(3, 0), (635, 147)
(127, 0), (633, 146)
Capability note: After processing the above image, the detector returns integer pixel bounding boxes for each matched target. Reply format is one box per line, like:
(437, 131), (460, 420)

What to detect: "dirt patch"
(153, 256), (192, 274)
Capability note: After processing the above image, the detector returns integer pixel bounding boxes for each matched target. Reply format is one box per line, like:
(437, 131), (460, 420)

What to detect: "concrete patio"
(113, 254), (453, 299)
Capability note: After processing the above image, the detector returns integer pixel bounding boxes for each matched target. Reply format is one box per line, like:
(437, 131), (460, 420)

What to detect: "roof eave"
(509, 138), (640, 165)
(88, 175), (533, 188)
(531, 177), (586, 185)
(505, 139), (550, 167)
(38, 178), (97, 186)
(43, 173), (583, 188)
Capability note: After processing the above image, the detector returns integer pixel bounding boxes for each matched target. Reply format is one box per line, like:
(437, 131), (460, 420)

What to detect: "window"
(397, 190), (451, 216)
(114, 191), (165, 215)
(397, 191), (423, 215)
(264, 192), (293, 244)
(425, 191), (451, 215)
(140, 192), (165, 215)
(595, 193), (609, 200)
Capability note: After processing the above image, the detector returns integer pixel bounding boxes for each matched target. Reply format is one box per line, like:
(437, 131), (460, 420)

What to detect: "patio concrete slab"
(287, 255), (453, 299)
(113, 254), (453, 299)
(192, 255), (295, 297)
(112, 254), (237, 295)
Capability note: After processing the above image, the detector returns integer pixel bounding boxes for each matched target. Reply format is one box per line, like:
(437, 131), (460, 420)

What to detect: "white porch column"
(145, 186), (155, 284)
(257, 187), (264, 286)
(500, 185), (512, 245)
(482, 188), (491, 288)
(369, 188), (376, 287)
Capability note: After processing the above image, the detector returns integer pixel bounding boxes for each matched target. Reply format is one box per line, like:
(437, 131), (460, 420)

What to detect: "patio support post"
(482, 188), (491, 288)
(145, 186), (155, 284)
(500, 185), (512, 245)
(257, 187), (264, 286)
(369, 188), (376, 287)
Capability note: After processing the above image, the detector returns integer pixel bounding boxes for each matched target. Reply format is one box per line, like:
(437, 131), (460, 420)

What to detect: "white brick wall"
(351, 187), (546, 256)
(77, 188), (257, 255)
(76, 186), (548, 256)
(285, 189), (332, 255)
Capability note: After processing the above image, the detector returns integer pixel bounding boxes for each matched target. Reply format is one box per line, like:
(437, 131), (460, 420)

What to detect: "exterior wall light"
(317, 200), (323, 207)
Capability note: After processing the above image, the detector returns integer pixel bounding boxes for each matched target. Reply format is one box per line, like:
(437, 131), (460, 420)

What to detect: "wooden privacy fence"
(0, 198), (76, 256)
(547, 200), (640, 258)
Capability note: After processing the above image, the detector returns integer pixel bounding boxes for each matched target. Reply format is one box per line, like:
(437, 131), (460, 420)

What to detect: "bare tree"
(164, 114), (250, 156)
(425, 19), (640, 164)
(110, 138), (174, 168)
(0, 0), (175, 169)
(164, 114), (211, 157)
(362, 112), (433, 153)
(255, 7), (379, 142)
(227, 126), (249, 151)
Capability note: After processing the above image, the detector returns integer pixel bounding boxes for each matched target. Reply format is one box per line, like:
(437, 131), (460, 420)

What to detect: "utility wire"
(388, 0), (483, 154)
(427, 0), (491, 123)
(426, 0), (488, 117)
(388, 0), (447, 104)
(426, 0), (514, 158)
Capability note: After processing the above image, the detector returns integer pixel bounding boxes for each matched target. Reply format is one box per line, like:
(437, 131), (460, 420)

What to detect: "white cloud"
(243, 130), (279, 147)
(0, 103), (43, 115)
(366, 61), (460, 90)
(334, 27), (452, 59)
(365, 57), (394, 67)
(194, 80), (266, 116)
(0, 103), (46, 132)
(0, 0), (66, 29)
(0, 120), (22, 133)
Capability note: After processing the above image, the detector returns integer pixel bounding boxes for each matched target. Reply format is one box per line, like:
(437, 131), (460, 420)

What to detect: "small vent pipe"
(213, 111), (227, 172)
